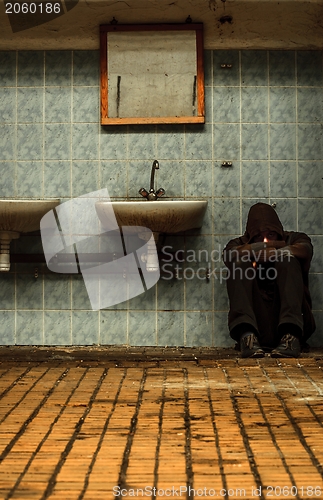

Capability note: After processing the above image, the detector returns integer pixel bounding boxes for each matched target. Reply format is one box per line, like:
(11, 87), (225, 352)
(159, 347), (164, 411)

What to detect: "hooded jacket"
(223, 203), (316, 340)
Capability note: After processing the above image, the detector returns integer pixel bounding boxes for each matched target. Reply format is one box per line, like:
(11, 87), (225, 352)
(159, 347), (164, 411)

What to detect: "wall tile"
(298, 199), (323, 234)
(214, 276), (229, 312)
(213, 198), (240, 234)
(297, 51), (323, 87)
(0, 125), (15, 160)
(16, 311), (43, 345)
(0, 52), (16, 86)
(100, 310), (128, 344)
(44, 160), (71, 198)
(309, 274), (323, 311)
(298, 124), (323, 160)
(44, 274), (71, 310)
(213, 124), (240, 160)
(297, 88), (323, 123)
(269, 87), (296, 123)
(17, 124), (43, 160)
(214, 311), (234, 347)
(0, 88), (16, 123)
(72, 310), (99, 344)
(185, 124), (212, 160)
(73, 51), (100, 86)
(17, 88), (43, 123)
(241, 51), (268, 86)
(271, 198), (297, 230)
(18, 52), (44, 87)
(44, 311), (71, 345)
(73, 87), (99, 123)
(128, 285), (156, 311)
(270, 124), (296, 160)
(0, 274), (15, 309)
(16, 161), (43, 197)
(186, 312), (213, 346)
(185, 235), (213, 264)
(0, 311), (15, 345)
(270, 161), (297, 198)
(157, 276), (184, 311)
(242, 161), (269, 198)
(127, 125), (157, 161)
(157, 311), (184, 346)
(213, 87), (240, 123)
(45, 51), (72, 86)
(100, 160), (127, 197)
(0, 161), (15, 197)
(241, 87), (268, 123)
(185, 268), (213, 311)
(310, 236), (323, 273)
(185, 161), (212, 197)
(269, 51), (296, 87)
(155, 160), (184, 198)
(71, 274), (93, 310)
(156, 125), (185, 160)
(45, 88), (71, 123)
(128, 311), (157, 345)
(213, 51), (240, 86)
(72, 124), (99, 160)
(72, 160), (99, 197)
(16, 273), (43, 309)
(241, 124), (268, 160)
(100, 126), (127, 160)
(308, 311), (323, 346)
(298, 162), (323, 198)
(214, 161), (240, 198)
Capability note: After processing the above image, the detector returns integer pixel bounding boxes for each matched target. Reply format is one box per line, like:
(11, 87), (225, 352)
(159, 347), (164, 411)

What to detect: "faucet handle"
(139, 188), (149, 198)
(156, 188), (165, 198)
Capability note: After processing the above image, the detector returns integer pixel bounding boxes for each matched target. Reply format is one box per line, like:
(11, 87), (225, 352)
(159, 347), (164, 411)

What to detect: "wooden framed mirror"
(100, 23), (204, 125)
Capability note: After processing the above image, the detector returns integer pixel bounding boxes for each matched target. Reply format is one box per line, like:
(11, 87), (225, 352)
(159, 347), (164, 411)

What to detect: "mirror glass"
(100, 24), (204, 125)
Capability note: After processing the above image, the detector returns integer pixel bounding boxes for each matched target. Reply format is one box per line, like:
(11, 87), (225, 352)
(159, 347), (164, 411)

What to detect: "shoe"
(240, 332), (265, 358)
(271, 333), (301, 358)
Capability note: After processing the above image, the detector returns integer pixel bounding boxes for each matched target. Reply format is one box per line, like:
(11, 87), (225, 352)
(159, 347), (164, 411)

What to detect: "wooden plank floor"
(0, 357), (323, 499)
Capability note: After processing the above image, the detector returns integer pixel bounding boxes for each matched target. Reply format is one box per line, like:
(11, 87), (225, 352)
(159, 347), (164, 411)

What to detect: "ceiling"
(1, 0), (323, 50)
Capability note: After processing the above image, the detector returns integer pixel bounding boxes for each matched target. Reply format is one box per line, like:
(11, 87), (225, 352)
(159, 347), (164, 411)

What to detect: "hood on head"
(245, 203), (284, 242)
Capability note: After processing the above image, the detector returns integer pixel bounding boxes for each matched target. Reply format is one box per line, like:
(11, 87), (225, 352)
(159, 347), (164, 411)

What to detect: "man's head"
(245, 203), (284, 243)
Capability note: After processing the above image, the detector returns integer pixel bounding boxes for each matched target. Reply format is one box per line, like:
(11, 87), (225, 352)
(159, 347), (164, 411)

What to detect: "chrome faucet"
(139, 160), (165, 201)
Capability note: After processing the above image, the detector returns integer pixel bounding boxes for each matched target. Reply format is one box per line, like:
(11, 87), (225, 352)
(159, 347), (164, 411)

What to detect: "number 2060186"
(5, 2), (61, 14)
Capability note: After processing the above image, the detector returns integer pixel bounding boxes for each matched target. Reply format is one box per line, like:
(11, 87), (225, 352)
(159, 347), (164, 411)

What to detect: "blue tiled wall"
(0, 50), (322, 347)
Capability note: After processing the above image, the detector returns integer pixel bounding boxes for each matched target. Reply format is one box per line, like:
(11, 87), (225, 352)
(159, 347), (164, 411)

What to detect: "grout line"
(118, 368), (147, 488)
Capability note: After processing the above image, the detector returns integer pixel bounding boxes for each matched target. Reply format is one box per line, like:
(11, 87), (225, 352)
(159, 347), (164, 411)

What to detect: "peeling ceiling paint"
(1, 0), (323, 50)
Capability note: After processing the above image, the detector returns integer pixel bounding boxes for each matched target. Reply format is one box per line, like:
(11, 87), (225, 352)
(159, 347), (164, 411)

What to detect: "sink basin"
(95, 200), (208, 237)
(0, 199), (60, 271)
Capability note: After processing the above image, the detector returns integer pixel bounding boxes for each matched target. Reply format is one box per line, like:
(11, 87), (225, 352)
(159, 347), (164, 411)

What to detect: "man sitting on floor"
(222, 202), (316, 358)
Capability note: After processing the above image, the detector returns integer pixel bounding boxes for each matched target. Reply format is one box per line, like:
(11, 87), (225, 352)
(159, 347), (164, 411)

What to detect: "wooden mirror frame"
(100, 23), (205, 125)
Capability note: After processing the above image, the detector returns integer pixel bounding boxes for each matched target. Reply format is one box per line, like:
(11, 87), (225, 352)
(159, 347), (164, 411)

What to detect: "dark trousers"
(226, 256), (304, 347)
